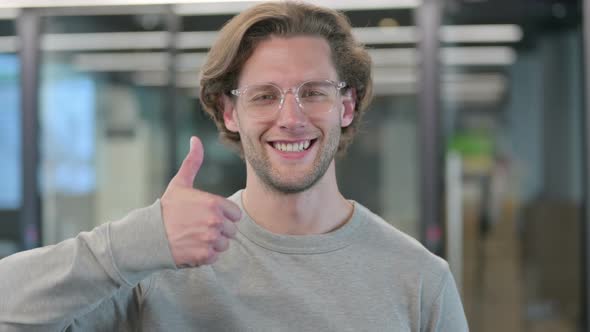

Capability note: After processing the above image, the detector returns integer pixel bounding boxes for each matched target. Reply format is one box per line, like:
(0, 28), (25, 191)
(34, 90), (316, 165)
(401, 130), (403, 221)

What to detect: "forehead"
(238, 35), (338, 87)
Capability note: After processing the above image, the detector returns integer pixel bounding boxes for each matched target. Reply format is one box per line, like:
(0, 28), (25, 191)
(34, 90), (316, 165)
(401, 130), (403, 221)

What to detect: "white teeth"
(273, 140), (312, 152)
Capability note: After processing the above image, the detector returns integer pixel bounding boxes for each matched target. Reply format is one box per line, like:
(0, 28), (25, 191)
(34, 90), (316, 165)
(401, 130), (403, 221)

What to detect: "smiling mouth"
(270, 139), (316, 152)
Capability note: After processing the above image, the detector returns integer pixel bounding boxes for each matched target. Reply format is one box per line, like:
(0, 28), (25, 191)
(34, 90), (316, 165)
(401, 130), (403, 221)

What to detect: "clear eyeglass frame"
(230, 80), (347, 119)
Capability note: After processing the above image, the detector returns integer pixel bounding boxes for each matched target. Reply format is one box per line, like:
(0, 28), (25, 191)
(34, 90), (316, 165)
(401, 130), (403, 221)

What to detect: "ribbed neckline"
(228, 190), (365, 255)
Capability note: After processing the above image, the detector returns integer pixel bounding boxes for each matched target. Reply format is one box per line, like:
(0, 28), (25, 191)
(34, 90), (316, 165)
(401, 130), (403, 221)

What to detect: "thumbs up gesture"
(160, 136), (242, 268)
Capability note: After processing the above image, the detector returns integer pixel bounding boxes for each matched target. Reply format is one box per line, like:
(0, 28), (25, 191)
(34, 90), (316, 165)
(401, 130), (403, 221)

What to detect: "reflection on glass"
(0, 54), (20, 209)
(0, 15), (21, 256)
(40, 67), (96, 196)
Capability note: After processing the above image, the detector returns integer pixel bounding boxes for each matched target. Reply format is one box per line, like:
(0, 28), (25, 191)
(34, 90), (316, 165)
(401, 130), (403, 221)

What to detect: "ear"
(340, 88), (356, 128)
(222, 95), (240, 133)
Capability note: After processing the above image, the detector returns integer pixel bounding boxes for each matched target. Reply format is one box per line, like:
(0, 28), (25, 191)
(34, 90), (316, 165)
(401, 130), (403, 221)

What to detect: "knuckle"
(206, 196), (220, 210)
(203, 246), (214, 256)
(214, 236), (225, 247)
(207, 216), (223, 228)
(203, 230), (219, 243)
(184, 155), (196, 165)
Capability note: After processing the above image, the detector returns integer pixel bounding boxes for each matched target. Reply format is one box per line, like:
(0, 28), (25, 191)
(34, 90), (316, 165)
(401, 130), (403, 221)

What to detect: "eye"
(301, 89), (328, 98)
(251, 93), (278, 101)
(245, 86), (281, 105)
(299, 82), (335, 101)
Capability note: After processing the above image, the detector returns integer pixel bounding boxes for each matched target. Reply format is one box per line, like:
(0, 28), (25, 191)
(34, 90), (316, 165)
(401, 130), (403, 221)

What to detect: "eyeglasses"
(230, 80), (347, 119)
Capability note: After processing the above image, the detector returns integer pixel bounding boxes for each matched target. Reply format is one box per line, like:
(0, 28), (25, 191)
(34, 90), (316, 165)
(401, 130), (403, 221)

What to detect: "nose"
(276, 92), (307, 130)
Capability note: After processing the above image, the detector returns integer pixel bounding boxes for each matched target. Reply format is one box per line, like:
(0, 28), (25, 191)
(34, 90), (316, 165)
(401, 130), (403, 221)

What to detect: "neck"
(242, 161), (353, 235)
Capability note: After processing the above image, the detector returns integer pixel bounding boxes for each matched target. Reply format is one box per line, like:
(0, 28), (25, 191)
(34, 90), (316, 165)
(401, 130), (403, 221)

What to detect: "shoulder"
(349, 203), (458, 312)
(351, 202), (449, 281)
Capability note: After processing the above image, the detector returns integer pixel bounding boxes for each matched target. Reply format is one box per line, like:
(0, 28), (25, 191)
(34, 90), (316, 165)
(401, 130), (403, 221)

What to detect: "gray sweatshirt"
(0, 190), (468, 331)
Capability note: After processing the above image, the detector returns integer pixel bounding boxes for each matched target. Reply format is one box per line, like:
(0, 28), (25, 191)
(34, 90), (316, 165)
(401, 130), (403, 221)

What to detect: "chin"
(263, 171), (323, 194)
(266, 181), (315, 194)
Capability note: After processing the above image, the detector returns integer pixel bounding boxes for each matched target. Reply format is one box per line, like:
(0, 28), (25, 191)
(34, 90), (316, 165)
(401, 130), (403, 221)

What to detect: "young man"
(0, 2), (468, 331)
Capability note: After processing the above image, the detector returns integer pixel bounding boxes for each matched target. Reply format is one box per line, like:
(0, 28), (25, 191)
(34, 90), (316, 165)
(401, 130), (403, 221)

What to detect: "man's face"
(223, 36), (355, 194)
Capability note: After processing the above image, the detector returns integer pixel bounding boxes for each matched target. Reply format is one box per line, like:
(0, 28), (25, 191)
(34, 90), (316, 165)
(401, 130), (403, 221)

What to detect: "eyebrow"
(240, 78), (337, 88)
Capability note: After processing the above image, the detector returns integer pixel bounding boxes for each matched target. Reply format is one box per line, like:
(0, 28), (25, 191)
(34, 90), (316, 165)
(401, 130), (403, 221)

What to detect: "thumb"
(172, 136), (204, 187)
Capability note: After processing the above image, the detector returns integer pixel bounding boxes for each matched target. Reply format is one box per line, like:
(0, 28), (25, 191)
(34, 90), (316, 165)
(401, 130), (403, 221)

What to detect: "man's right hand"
(160, 136), (242, 268)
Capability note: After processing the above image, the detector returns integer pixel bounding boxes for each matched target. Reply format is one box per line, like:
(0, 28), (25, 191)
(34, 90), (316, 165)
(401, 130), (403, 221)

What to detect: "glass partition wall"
(38, 7), (172, 244)
(441, 0), (584, 331)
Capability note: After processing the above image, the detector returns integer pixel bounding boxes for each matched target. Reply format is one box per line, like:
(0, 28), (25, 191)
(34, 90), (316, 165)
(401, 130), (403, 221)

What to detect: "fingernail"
(190, 137), (194, 151)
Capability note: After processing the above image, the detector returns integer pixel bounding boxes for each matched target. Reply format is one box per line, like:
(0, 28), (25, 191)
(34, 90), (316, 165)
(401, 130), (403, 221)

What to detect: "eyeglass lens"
(241, 81), (339, 118)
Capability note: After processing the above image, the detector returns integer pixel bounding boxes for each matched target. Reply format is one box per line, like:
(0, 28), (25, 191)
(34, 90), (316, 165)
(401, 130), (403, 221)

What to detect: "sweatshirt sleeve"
(0, 200), (177, 330)
(423, 269), (470, 332)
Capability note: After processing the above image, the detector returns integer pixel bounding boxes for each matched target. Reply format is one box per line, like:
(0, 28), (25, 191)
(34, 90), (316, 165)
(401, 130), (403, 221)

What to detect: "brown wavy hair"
(199, 1), (373, 156)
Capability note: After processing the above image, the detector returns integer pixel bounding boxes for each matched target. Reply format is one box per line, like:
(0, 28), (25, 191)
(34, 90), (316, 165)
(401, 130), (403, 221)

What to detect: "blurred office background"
(0, 0), (586, 331)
